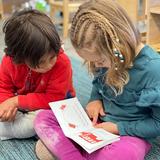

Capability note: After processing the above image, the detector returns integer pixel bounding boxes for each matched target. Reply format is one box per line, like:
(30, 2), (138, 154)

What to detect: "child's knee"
(34, 110), (52, 123)
(104, 137), (151, 160)
(121, 145), (144, 160)
(34, 110), (56, 133)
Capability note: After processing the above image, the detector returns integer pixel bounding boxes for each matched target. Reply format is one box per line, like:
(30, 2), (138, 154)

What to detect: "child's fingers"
(0, 110), (5, 119)
(94, 123), (104, 129)
(5, 107), (17, 121)
(100, 108), (106, 116)
(86, 109), (99, 124)
(92, 113), (98, 125)
(4, 109), (13, 121)
(8, 108), (17, 122)
(86, 109), (92, 118)
(94, 123), (101, 128)
(0, 112), (8, 121)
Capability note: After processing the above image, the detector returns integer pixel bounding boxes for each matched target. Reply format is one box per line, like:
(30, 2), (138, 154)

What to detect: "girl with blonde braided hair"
(34, 0), (160, 160)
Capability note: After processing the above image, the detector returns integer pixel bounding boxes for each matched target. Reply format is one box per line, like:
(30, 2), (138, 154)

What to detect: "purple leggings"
(34, 110), (151, 160)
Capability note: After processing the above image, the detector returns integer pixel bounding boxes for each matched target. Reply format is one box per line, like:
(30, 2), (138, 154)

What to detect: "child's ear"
(61, 44), (64, 50)
(60, 40), (64, 50)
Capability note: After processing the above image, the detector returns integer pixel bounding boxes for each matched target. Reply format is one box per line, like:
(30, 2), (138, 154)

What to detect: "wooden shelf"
(0, 0), (3, 19)
(150, 6), (160, 14)
(147, 1), (160, 52)
(151, 43), (160, 52)
(49, 0), (83, 38)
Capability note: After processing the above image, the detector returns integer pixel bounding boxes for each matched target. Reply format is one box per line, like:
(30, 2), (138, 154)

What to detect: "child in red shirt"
(0, 9), (75, 140)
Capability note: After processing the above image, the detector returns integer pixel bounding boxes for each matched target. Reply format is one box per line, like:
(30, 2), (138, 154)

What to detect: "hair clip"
(116, 38), (120, 42)
(113, 48), (124, 63)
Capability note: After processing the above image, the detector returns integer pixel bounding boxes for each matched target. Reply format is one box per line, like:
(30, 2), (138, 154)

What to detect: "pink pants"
(34, 110), (151, 160)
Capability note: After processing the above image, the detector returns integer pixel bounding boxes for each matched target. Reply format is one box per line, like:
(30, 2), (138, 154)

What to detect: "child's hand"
(0, 97), (18, 122)
(86, 100), (105, 125)
(95, 122), (119, 135)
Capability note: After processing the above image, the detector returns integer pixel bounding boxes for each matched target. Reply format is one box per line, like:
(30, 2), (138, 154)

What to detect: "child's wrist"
(11, 96), (18, 108)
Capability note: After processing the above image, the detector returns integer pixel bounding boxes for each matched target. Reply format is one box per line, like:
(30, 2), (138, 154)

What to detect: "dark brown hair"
(3, 9), (61, 68)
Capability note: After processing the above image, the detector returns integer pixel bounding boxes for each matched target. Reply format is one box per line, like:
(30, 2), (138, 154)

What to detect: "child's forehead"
(40, 51), (56, 59)
(80, 43), (104, 55)
(77, 48), (101, 60)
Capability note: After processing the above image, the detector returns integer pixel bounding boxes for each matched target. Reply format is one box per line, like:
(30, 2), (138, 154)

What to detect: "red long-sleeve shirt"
(0, 50), (75, 111)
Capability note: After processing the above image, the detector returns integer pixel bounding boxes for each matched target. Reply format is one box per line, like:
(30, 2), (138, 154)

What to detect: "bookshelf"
(146, 0), (160, 52)
(49, 0), (84, 38)
(0, 0), (3, 19)
(1, 0), (28, 15)
(116, 0), (147, 43)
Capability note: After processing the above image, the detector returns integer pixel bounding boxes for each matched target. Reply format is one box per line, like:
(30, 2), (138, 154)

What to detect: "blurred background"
(0, 0), (159, 58)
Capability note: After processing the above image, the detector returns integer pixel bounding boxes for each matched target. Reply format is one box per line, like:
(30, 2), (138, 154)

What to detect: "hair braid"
(70, 0), (141, 95)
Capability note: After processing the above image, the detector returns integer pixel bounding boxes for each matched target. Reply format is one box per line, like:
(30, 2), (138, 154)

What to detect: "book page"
(49, 97), (92, 136)
(70, 128), (120, 153)
(50, 97), (120, 153)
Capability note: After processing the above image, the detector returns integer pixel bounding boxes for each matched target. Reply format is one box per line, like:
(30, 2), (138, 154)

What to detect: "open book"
(49, 97), (120, 153)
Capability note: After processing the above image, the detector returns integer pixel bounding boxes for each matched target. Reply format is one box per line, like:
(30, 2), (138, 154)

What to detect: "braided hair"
(70, 0), (141, 95)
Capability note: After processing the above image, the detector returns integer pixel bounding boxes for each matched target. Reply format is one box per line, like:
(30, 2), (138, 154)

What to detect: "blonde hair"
(70, 0), (141, 95)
